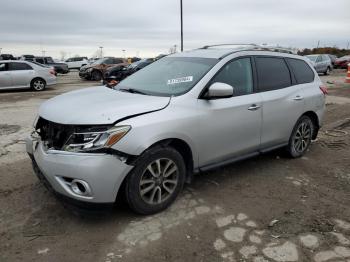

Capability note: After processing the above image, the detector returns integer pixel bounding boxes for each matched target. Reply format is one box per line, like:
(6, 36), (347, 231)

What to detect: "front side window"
(256, 57), (291, 92)
(9, 62), (32, 71)
(287, 58), (314, 84)
(210, 57), (253, 96)
(118, 57), (217, 96)
(0, 63), (8, 71)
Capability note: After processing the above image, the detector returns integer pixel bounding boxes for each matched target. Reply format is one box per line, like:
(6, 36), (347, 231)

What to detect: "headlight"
(62, 126), (130, 152)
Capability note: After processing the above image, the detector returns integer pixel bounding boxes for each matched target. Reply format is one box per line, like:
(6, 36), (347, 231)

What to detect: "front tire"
(91, 70), (102, 81)
(125, 146), (186, 215)
(286, 115), (314, 158)
(31, 78), (46, 91)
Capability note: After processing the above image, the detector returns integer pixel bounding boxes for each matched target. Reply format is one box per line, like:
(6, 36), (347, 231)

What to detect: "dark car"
(103, 58), (154, 83)
(20, 55), (35, 61)
(34, 56), (69, 74)
(334, 55), (350, 69)
(0, 54), (16, 60)
(79, 57), (127, 81)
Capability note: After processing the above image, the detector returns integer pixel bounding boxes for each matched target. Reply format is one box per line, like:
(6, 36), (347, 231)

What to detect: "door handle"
(248, 104), (261, 111)
(293, 95), (303, 101)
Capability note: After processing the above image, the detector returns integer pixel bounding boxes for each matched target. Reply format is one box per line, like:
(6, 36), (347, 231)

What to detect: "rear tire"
(324, 67), (330, 75)
(286, 115), (314, 158)
(125, 146), (186, 215)
(91, 70), (102, 81)
(30, 78), (46, 91)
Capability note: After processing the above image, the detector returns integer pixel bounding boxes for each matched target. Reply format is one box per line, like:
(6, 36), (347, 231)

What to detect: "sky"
(0, 0), (349, 59)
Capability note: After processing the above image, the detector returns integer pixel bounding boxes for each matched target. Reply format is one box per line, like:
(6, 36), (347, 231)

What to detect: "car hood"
(38, 86), (171, 125)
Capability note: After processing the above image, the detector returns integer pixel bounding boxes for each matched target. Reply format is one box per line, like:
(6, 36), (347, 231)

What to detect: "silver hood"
(39, 86), (170, 125)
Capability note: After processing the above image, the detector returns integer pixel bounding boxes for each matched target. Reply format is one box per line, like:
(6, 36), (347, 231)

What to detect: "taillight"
(49, 69), (56, 75)
(319, 85), (328, 95)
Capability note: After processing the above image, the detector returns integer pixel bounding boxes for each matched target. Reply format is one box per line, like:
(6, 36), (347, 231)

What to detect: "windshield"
(339, 55), (350, 60)
(117, 57), (217, 96)
(305, 55), (318, 62)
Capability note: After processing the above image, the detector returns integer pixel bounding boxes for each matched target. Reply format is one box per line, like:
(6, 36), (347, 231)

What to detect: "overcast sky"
(0, 0), (349, 59)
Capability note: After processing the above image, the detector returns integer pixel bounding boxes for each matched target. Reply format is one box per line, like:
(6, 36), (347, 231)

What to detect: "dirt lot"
(1, 70), (350, 262)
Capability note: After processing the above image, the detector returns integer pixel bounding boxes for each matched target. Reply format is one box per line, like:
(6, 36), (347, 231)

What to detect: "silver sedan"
(0, 60), (56, 91)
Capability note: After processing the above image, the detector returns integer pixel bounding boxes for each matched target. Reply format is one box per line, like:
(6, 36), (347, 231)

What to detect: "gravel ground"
(0, 70), (350, 262)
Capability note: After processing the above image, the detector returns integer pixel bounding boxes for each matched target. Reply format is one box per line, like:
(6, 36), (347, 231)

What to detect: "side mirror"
(207, 82), (234, 98)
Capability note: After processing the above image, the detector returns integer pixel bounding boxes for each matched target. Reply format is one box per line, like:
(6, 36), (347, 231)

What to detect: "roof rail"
(201, 43), (258, 49)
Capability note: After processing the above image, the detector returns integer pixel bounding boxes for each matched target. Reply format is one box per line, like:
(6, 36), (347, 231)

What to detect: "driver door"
(197, 57), (262, 167)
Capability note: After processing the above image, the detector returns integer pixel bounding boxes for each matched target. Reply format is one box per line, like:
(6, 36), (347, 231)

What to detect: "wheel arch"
(30, 77), (46, 90)
(301, 111), (320, 139)
(115, 138), (195, 203)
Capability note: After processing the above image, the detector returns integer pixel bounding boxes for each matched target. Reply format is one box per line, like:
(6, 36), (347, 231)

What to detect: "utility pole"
(122, 49), (126, 58)
(316, 40), (320, 48)
(180, 0), (183, 52)
(347, 42), (349, 49)
(99, 46), (103, 58)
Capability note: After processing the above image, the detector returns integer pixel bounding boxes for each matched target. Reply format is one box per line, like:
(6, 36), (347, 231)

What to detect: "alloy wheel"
(139, 158), (179, 205)
(293, 121), (312, 153)
(33, 80), (45, 91)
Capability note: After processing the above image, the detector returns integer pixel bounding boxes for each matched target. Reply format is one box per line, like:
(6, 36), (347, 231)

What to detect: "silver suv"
(26, 45), (326, 214)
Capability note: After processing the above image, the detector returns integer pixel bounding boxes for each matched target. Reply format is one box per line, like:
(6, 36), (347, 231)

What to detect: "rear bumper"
(26, 136), (133, 204)
(46, 77), (57, 86)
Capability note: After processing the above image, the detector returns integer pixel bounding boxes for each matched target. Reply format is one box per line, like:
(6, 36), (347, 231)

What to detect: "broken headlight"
(62, 126), (131, 152)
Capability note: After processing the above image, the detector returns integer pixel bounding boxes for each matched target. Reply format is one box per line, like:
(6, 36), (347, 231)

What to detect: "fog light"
(70, 179), (92, 196)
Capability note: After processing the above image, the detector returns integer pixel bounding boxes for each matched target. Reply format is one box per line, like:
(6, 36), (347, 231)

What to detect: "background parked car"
(79, 57), (127, 81)
(65, 57), (88, 70)
(33, 56), (69, 74)
(334, 55), (350, 69)
(0, 54), (16, 60)
(305, 54), (332, 75)
(20, 54), (35, 61)
(104, 58), (154, 83)
(0, 60), (56, 91)
(327, 54), (337, 66)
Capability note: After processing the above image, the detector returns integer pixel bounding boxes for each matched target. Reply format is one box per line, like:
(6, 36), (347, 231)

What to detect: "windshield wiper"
(118, 88), (147, 95)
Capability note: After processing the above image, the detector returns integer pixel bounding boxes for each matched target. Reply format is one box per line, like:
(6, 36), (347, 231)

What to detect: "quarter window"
(287, 58), (314, 84)
(9, 62), (33, 71)
(255, 57), (291, 92)
(211, 58), (253, 96)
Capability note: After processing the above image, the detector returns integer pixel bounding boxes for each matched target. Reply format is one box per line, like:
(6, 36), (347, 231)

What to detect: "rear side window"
(287, 58), (314, 84)
(211, 57), (253, 96)
(255, 57), (291, 92)
(9, 62), (33, 71)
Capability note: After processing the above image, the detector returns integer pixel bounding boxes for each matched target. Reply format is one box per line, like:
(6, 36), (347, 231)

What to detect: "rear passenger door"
(255, 56), (304, 149)
(0, 62), (12, 88)
(8, 62), (35, 87)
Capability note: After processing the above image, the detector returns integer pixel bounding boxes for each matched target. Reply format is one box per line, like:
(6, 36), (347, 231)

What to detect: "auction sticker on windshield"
(167, 76), (193, 85)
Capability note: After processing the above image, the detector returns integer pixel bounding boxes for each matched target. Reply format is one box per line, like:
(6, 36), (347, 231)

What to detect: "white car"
(0, 60), (56, 91)
(65, 57), (88, 70)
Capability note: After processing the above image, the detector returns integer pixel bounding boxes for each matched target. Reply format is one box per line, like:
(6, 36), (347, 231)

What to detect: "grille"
(36, 118), (75, 150)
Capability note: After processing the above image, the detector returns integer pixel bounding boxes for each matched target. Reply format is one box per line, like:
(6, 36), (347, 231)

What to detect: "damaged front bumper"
(26, 135), (133, 204)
